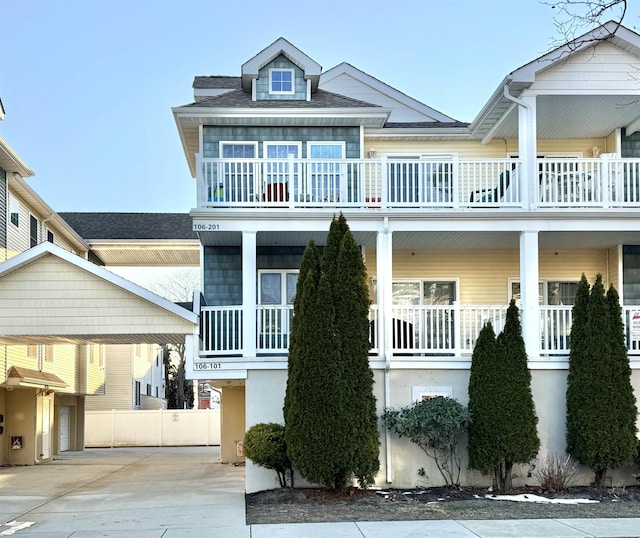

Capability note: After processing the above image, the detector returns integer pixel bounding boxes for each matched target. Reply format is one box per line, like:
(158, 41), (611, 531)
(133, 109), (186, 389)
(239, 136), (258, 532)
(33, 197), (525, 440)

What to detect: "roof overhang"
(81, 239), (200, 266)
(173, 106), (390, 177)
(6, 366), (68, 389)
(0, 135), (34, 178)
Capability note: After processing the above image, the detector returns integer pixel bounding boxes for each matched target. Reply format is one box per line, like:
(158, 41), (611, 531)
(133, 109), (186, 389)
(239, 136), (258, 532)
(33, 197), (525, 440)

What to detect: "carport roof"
(0, 242), (198, 345)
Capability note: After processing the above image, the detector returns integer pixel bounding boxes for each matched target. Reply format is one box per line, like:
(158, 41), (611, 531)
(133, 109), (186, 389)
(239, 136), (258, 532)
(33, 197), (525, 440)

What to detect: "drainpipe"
(381, 216), (393, 484)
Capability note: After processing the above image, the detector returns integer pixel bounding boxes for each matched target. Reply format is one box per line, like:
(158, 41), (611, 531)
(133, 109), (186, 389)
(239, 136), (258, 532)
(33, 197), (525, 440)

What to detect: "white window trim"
(509, 278), (579, 305)
(263, 142), (301, 158)
(9, 194), (19, 227)
(269, 68), (295, 95)
(390, 278), (459, 305)
(306, 141), (346, 159)
(219, 141), (258, 158)
(258, 270), (299, 305)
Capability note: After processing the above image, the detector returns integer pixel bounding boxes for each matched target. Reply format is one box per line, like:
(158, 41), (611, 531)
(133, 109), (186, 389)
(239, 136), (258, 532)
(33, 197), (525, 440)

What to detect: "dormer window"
(269, 68), (294, 95)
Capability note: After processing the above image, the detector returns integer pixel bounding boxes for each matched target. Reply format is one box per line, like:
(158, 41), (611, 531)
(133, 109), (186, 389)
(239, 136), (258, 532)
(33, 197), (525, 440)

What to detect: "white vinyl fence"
(85, 409), (220, 448)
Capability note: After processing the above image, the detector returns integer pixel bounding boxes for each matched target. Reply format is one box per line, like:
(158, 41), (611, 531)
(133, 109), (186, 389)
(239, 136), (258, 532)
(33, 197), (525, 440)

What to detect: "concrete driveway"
(0, 446), (248, 537)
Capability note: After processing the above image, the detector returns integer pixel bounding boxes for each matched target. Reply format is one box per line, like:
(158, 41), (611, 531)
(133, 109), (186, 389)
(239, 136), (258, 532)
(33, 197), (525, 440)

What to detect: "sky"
(1, 0), (638, 214)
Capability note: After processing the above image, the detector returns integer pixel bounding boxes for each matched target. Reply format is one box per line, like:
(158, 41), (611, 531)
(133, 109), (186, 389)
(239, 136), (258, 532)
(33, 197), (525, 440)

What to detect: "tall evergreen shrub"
(284, 214), (379, 490)
(468, 300), (540, 492)
(567, 274), (638, 487)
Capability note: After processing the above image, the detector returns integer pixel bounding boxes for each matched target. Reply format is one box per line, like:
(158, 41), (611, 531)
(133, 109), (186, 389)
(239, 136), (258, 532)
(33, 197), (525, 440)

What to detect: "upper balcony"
(196, 155), (640, 211)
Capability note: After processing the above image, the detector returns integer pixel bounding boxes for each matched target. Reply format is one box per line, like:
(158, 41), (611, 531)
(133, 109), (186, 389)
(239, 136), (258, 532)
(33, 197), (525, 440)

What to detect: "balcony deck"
(198, 304), (640, 359)
(196, 156), (640, 211)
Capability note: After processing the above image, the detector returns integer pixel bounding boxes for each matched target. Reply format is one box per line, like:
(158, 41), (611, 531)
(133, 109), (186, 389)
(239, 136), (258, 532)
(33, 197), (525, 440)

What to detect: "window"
(9, 195), (19, 227)
(307, 143), (345, 202)
(269, 68), (294, 94)
(510, 280), (578, 306)
(219, 142), (257, 202)
(29, 215), (38, 247)
(135, 381), (141, 406)
(388, 154), (453, 204)
(47, 230), (54, 243)
(44, 345), (54, 363)
(258, 270), (298, 349)
(412, 385), (453, 403)
(146, 384), (152, 396)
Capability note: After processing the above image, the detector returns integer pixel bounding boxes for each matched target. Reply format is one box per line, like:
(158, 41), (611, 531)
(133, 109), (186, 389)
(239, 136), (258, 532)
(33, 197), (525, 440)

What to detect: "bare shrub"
(534, 453), (582, 492)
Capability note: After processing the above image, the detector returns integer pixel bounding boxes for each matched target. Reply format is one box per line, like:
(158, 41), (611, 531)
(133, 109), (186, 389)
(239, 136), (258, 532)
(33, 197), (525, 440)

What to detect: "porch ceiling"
(197, 229), (638, 251)
(487, 95), (640, 140)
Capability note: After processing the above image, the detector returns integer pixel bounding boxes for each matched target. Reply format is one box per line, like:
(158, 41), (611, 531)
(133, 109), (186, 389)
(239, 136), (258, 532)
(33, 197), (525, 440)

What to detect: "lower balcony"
(198, 304), (640, 358)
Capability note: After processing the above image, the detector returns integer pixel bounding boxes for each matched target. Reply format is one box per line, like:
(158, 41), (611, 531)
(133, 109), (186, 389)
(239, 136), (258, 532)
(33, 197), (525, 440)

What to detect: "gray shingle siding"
(203, 126), (360, 158)
(255, 56), (306, 101)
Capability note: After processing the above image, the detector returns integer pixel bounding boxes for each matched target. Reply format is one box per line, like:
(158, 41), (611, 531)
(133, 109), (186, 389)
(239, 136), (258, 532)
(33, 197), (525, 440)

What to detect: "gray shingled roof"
(59, 213), (197, 241)
(180, 89), (380, 109)
(193, 76), (242, 89)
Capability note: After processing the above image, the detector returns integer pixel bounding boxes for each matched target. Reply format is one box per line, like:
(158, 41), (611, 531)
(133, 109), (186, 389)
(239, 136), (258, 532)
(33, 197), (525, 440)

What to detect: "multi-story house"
(174, 24), (640, 492)
(0, 106), (197, 465)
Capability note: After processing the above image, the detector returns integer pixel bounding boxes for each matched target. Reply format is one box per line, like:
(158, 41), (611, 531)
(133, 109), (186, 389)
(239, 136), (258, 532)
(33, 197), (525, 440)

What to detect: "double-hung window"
(9, 195), (19, 227)
(269, 69), (294, 95)
(219, 142), (257, 202)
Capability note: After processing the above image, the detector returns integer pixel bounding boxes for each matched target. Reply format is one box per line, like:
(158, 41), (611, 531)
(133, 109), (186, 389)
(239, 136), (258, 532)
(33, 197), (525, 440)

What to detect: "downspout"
(41, 214), (54, 244)
(382, 216), (393, 483)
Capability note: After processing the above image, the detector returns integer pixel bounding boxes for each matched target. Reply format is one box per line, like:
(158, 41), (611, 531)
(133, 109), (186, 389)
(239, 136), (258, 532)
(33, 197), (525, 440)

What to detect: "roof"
(193, 76), (241, 89)
(181, 88), (381, 110)
(7, 366), (67, 388)
(241, 37), (322, 91)
(59, 212), (197, 241)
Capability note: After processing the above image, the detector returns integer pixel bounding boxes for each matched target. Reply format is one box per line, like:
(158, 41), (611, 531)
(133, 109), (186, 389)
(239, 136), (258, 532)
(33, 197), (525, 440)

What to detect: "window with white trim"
(9, 195), (19, 227)
(258, 270), (298, 349)
(509, 279), (578, 306)
(269, 68), (294, 94)
(307, 142), (345, 202)
(218, 142), (258, 203)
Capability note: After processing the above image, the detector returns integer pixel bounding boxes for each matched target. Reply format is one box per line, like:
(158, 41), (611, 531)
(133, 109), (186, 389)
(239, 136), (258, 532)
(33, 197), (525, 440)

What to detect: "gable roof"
(470, 21), (640, 140)
(241, 37), (322, 91)
(320, 62), (458, 123)
(0, 242), (197, 345)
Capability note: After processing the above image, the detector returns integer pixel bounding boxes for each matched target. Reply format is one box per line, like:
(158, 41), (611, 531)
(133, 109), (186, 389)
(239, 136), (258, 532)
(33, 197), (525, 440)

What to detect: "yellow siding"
(6, 345), (39, 371)
(43, 345), (80, 394)
(363, 138), (608, 159)
(85, 345), (132, 410)
(0, 255), (195, 336)
(86, 345), (106, 396)
(366, 248), (611, 304)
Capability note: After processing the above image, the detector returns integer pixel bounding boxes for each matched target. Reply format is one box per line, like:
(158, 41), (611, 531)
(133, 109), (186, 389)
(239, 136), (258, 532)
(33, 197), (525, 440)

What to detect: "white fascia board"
(174, 106), (391, 126)
(365, 127), (471, 139)
(0, 135), (35, 177)
(172, 108), (197, 178)
(0, 242), (199, 324)
(321, 62), (457, 123)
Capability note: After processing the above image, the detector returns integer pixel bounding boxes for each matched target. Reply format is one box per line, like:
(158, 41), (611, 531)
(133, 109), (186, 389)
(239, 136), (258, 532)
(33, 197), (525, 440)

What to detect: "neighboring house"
(59, 212), (200, 412)
(173, 26), (640, 492)
(0, 107), (198, 465)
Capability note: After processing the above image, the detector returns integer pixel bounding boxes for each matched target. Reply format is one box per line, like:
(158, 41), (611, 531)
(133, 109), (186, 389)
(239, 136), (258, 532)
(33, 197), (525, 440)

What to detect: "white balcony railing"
(196, 156), (640, 210)
(199, 304), (640, 358)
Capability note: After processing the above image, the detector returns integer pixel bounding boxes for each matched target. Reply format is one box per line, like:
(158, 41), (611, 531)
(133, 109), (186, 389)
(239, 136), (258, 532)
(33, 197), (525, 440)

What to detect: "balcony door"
(258, 270), (298, 349)
(263, 143), (301, 202)
(219, 142), (257, 202)
(307, 142), (345, 202)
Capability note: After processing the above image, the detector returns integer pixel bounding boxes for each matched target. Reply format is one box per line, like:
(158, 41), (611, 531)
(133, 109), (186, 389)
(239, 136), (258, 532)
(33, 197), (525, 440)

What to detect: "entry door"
(59, 406), (71, 452)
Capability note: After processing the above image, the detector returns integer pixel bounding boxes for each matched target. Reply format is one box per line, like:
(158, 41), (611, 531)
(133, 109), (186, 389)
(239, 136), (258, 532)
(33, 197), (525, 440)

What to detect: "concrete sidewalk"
(0, 447), (638, 537)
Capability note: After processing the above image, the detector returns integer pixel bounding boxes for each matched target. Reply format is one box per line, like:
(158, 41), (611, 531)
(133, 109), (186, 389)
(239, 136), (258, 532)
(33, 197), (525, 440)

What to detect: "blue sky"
(1, 0), (637, 213)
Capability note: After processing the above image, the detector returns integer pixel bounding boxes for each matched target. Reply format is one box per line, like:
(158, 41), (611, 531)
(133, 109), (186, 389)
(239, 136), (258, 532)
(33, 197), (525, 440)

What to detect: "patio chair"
(470, 164), (518, 203)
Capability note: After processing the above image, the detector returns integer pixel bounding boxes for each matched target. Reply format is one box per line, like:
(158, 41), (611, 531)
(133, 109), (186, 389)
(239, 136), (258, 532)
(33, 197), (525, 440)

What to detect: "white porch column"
(242, 231), (257, 358)
(517, 93), (537, 209)
(520, 230), (540, 360)
(376, 220), (394, 484)
(376, 222), (393, 365)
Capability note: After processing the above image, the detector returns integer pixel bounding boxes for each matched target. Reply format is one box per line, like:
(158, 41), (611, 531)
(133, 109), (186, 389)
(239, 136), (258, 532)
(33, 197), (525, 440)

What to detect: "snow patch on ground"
(485, 493), (599, 504)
